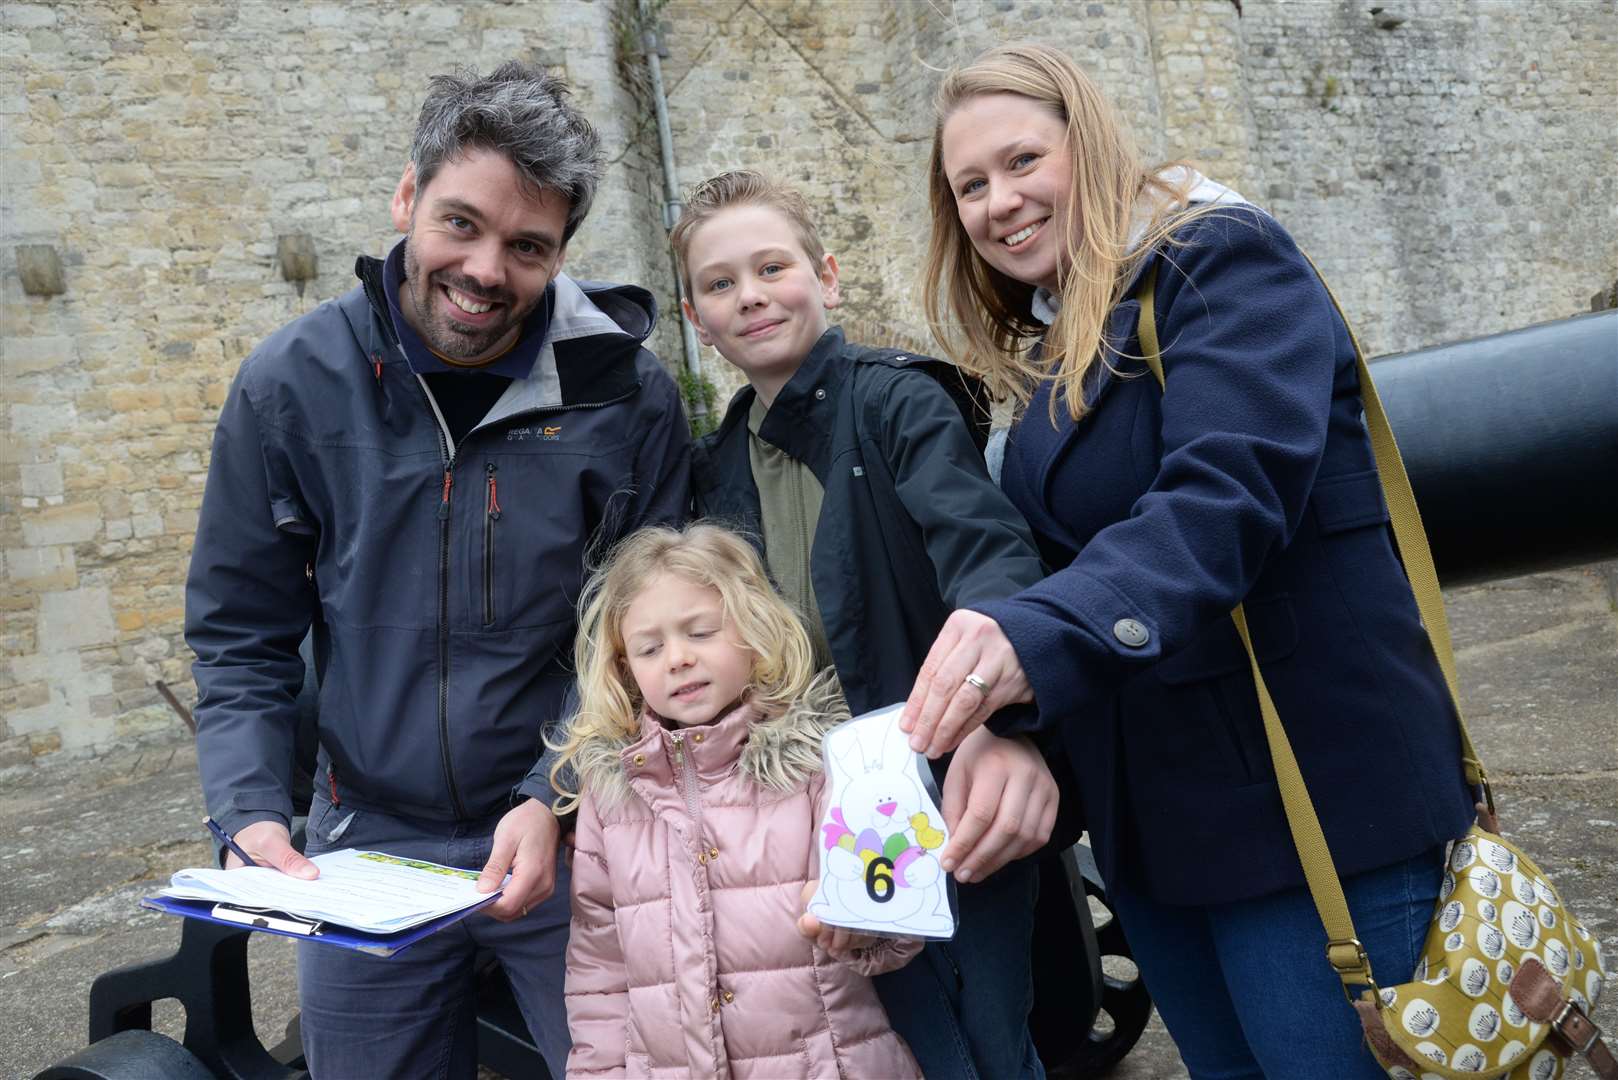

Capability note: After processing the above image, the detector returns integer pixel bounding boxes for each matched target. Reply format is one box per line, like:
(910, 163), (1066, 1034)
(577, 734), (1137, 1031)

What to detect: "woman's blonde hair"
(548, 522), (822, 814)
(921, 43), (1212, 419)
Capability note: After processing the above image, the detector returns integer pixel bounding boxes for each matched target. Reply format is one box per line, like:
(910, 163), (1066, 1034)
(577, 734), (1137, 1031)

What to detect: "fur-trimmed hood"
(570, 671), (848, 812)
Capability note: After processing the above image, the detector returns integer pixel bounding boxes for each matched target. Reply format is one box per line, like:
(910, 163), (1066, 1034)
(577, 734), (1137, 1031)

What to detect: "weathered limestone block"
(36, 586), (116, 651)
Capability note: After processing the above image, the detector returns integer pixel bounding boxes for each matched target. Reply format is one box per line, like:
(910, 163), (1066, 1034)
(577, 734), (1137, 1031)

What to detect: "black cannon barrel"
(1371, 309), (1618, 587)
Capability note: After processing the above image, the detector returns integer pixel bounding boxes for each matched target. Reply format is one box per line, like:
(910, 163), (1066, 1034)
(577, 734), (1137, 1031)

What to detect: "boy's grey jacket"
(690, 327), (1046, 718)
(186, 257), (690, 836)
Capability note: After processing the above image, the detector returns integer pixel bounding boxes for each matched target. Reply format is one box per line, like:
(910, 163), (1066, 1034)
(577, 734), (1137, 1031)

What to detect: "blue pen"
(204, 816), (261, 868)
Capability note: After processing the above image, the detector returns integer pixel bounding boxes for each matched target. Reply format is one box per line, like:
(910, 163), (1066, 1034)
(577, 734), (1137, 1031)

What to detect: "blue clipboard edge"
(141, 891), (502, 958)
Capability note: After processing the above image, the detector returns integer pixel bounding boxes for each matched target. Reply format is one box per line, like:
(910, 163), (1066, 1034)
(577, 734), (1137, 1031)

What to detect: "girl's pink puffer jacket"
(563, 698), (922, 1079)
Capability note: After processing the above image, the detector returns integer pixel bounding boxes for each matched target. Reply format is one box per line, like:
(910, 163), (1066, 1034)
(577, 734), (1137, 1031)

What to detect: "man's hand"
(477, 798), (560, 921)
(901, 609), (1033, 757)
(226, 820), (318, 878)
(796, 880), (886, 960)
(938, 727), (1057, 884)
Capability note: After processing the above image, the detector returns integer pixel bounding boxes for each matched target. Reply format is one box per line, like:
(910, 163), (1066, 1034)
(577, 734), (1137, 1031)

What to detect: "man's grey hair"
(410, 61), (604, 242)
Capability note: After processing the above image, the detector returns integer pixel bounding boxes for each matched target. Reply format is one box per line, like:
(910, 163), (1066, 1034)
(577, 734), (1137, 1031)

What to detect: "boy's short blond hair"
(670, 170), (828, 295)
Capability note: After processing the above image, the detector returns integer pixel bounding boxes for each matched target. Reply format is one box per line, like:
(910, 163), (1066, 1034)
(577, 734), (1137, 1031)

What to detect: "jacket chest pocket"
(482, 462), (501, 627)
(459, 452), (590, 633)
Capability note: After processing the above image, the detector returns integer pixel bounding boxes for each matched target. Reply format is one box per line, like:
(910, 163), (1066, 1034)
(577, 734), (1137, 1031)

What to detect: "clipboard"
(141, 892), (502, 957)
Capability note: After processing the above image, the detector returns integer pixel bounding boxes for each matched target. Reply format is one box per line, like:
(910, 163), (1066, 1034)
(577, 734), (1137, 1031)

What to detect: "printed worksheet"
(161, 849), (502, 932)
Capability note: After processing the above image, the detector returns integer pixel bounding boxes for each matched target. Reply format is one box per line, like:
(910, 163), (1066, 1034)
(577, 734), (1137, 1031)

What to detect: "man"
(185, 62), (689, 1078)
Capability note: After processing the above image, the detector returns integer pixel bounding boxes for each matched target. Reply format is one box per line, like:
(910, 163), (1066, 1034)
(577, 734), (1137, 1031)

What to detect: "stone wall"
(0, 0), (666, 761)
(3, 0), (1614, 764)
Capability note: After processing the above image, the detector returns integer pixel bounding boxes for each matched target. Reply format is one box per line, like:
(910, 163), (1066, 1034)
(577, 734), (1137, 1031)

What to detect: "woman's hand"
(900, 609), (1032, 757)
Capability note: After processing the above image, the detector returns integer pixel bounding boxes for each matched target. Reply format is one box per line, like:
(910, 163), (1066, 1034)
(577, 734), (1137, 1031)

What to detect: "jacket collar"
(625, 703), (758, 787)
(353, 256), (653, 412)
(752, 325), (851, 483)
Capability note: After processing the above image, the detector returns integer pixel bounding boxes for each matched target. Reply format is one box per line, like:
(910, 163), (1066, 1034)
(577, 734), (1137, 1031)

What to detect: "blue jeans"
(1107, 844), (1446, 1080)
(875, 855), (1045, 1080)
(296, 794), (572, 1080)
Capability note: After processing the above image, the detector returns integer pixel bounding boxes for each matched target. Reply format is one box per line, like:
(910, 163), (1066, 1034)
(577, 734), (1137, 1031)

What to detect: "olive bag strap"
(1131, 259), (1490, 997)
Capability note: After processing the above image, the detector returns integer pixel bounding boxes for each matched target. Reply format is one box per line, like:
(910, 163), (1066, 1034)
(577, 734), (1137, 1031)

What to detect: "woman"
(899, 43), (1476, 1077)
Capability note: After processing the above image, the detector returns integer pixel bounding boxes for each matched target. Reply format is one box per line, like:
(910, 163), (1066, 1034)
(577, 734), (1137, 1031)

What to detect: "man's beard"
(402, 234), (531, 363)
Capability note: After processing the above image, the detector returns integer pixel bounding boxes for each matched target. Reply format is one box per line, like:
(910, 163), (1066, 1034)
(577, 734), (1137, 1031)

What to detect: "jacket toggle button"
(721, 990), (734, 1004)
(1113, 618), (1150, 648)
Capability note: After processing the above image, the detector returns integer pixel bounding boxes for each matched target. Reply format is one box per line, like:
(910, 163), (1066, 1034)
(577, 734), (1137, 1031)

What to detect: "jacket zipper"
(671, 733), (706, 852)
(434, 427), (468, 820)
(412, 371), (641, 823)
(483, 463), (501, 627)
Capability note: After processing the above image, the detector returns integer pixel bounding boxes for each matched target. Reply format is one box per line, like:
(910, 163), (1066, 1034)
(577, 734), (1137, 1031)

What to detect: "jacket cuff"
(208, 808), (292, 867)
(983, 701), (1042, 739)
(974, 579), (1163, 731)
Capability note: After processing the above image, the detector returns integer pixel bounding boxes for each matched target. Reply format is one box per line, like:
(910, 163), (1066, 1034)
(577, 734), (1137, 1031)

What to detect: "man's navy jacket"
(186, 259), (689, 834)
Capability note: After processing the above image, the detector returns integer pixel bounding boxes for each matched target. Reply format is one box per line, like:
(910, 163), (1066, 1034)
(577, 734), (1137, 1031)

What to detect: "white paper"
(160, 849), (501, 933)
(807, 704), (957, 939)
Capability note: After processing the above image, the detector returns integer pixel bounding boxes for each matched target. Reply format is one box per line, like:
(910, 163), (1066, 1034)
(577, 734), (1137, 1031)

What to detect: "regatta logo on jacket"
(505, 424), (563, 442)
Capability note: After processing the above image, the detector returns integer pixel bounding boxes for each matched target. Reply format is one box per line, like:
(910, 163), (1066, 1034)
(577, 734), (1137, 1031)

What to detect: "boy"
(678, 170), (1054, 1080)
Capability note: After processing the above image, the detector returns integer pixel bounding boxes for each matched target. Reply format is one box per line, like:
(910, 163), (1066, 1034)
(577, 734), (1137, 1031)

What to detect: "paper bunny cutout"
(808, 703), (958, 939)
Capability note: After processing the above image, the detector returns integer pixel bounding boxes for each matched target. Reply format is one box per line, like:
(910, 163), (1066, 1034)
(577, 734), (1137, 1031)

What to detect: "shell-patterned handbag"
(1135, 263), (1614, 1080)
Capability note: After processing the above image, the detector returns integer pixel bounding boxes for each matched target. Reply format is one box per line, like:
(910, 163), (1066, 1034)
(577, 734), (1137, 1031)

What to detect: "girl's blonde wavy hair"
(548, 522), (829, 815)
(922, 43), (1216, 419)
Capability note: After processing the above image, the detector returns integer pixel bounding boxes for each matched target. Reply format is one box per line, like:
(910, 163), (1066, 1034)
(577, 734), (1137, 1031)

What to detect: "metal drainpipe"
(641, 0), (707, 418)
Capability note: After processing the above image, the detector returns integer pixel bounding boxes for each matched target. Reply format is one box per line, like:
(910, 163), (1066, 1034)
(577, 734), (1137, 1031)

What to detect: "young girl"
(551, 522), (922, 1079)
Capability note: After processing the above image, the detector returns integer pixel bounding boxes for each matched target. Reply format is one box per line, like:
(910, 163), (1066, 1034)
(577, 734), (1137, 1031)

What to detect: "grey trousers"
(295, 793), (572, 1080)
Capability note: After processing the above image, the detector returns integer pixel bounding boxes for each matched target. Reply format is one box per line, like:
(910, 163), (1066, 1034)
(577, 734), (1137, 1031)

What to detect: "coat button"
(1113, 618), (1150, 648)
(722, 990), (735, 1004)
(708, 847), (719, 860)
(692, 732), (704, 743)
(632, 753), (645, 766)
(814, 388), (826, 400)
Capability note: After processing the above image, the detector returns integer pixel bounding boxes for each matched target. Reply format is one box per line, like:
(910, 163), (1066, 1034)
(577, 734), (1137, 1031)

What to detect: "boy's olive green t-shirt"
(747, 394), (835, 672)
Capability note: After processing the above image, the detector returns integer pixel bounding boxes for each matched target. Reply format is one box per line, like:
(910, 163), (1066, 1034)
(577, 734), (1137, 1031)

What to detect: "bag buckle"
(1326, 937), (1379, 1004)
(1553, 999), (1602, 1056)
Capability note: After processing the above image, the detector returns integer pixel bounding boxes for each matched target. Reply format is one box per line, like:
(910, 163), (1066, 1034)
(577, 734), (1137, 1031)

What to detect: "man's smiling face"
(390, 147), (569, 365)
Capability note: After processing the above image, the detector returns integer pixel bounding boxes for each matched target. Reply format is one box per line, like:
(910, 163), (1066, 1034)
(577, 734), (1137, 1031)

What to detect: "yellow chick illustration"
(910, 812), (945, 851)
